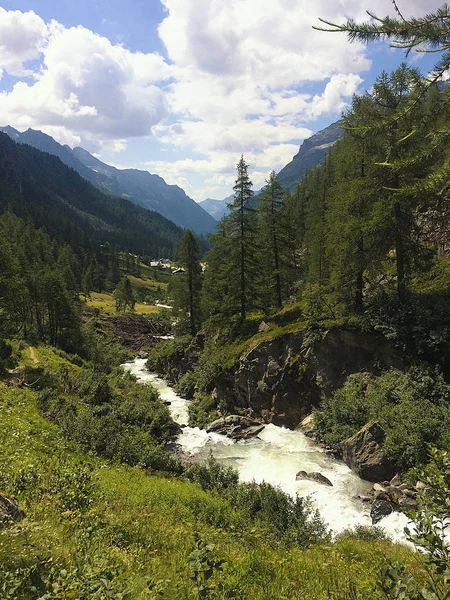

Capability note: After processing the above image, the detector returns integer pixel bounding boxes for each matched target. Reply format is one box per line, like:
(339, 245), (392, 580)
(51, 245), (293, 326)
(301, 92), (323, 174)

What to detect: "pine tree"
(316, 3), (450, 84)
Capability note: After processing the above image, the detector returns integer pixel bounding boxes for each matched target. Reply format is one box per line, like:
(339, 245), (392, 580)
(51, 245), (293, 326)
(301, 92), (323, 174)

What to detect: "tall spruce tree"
(216, 155), (257, 320)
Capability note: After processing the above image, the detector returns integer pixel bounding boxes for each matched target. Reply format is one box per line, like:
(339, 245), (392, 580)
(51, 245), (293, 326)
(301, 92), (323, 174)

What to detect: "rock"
(390, 473), (402, 487)
(206, 415), (265, 440)
(258, 321), (270, 333)
(373, 483), (386, 492)
(374, 491), (390, 501)
(359, 495), (372, 503)
(210, 328), (408, 430)
(298, 414), (315, 435)
(0, 494), (25, 528)
(385, 486), (403, 500)
(399, 497), (418, 511)
(340, 422), (396, 482)
(295, 470), (333, 486)
(371, 499), (394, 524)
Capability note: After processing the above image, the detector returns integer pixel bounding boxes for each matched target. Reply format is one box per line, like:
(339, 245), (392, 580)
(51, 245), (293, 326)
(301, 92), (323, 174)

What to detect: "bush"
(315, 367), (450, 470)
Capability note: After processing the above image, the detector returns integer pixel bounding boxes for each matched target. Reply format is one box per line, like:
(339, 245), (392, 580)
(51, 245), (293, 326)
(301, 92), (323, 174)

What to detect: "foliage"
(187, 534), (225, 599)
(315, 367), (450, 470)
(186, 456), (329, 549)
(378, 448), (450, 600)
(113, 276), (136, 313)
(171, 229), (203, 335)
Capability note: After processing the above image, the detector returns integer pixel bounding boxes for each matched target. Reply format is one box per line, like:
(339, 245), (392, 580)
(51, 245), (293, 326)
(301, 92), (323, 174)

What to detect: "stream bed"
(123, 357), (410, 541)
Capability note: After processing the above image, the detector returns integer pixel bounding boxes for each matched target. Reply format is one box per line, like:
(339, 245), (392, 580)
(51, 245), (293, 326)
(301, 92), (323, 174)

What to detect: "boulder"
(0, 494), (25, 528)
(340, 422), (396, 482)
(295, 470), (333, 486)
(399, 497), (418, 512)
(390, 473), (402, 487)
(373, 483), (386, 493)
(298, 414), (315, 435)
(371, 499), (394, 524)
(206, 415), (265, 440)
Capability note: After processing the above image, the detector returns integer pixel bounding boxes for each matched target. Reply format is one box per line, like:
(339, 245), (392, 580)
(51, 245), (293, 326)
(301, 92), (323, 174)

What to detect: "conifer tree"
(227, 156), (257, 320)
(172, 229), (203, 335)
(113, 276), (136, 312)
(257, 171), (287, 309)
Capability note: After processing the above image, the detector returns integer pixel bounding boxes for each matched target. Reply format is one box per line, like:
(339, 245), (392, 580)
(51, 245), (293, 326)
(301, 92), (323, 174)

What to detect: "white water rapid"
(122, 357), (410, 541)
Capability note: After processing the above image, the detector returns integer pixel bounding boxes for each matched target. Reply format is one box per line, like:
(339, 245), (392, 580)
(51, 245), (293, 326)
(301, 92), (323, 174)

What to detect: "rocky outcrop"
(206, 415), (265, 440)
(358, 474), (421, 524)
(213, 328), (406, 429)
(0, 494), (25, 528)
(295, 471), (333, 486)
(340, 422), (396, 482)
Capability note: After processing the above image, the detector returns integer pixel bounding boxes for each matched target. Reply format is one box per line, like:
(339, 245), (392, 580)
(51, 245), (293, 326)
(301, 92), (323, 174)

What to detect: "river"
(123, 357), (410, 541)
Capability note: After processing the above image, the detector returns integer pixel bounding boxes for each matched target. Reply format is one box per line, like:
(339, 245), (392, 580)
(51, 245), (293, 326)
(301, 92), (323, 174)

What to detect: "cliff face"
(212, 328), (407, 428)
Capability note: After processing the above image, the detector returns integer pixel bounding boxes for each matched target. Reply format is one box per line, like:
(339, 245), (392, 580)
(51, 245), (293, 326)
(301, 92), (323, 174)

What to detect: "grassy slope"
(86, 292), (160, 315)
(0, 347), (423, 599)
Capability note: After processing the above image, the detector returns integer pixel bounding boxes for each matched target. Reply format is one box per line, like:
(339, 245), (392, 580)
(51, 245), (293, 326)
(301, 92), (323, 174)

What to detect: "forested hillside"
(0, 133), (184, 258)
(0, 126), (217, 235)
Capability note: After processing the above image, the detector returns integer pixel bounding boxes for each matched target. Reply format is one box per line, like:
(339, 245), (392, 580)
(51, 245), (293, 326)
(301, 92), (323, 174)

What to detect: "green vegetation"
(171, 230), (203, 335)
(315, 367), (450, 471)
(0, 381), (424, 599)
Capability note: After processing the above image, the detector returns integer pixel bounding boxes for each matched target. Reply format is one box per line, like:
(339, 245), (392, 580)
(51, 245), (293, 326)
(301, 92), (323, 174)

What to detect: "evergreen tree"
(226, 156), (257, 320)
(113, 277), (136, 312)
(172, 230), (203, 335)
(316, 3), (450, 84)
(257, 171), (287, 309)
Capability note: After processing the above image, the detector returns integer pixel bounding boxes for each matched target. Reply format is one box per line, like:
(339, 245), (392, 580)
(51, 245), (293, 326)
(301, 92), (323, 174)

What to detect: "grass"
(0, 345), (425, 599)
(85, 292), (161, 315)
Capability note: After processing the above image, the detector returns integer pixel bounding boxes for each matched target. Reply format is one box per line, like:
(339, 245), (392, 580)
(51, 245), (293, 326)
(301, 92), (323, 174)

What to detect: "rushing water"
(122, 357), (410, 541)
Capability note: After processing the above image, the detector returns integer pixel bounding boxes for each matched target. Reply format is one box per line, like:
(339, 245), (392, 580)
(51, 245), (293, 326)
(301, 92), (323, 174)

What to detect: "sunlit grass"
(84, 292), (161, 315)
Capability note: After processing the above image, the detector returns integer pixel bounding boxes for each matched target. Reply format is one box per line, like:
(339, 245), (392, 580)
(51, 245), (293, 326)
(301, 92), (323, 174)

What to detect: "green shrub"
(315, 367), (450, 470)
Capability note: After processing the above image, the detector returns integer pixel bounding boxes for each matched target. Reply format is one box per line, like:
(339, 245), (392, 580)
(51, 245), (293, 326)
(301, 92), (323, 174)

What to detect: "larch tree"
(173, 229), (203, 335)
(257, 170), (287, 310)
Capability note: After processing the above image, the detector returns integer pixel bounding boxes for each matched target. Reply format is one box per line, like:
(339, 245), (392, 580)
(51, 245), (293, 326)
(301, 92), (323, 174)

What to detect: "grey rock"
(206, 415), (265, 440)
(340, 422), (396, 482)
(371, 499), (394, 524)
(390, 473), (402, 487)
(0, 494), (25, 528)
(296, 470), (333, 486)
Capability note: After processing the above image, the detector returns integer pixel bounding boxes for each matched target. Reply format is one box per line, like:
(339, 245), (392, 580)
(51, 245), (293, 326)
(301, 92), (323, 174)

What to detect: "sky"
(0, 0), (445, 202)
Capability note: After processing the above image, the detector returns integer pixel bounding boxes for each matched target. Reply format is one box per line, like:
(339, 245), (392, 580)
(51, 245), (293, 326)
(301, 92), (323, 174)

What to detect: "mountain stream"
(123, 357), (410, 542)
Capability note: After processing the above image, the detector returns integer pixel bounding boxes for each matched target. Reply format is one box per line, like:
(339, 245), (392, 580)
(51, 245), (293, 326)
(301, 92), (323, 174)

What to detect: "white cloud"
(0, 1), (445, 201)
(0, 16), (172, 146)
(0, 7), (48, 77)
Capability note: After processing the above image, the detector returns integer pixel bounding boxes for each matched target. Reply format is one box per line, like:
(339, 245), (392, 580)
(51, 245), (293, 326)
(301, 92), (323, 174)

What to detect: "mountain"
(0, 132), (185, 258)
(277, 121), (343, 191)
(0, 126), (217, 235)
(197, 194), (233, 221)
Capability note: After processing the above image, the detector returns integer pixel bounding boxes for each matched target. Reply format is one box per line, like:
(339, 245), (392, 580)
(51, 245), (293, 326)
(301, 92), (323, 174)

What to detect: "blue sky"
(0, 1), (443, 201)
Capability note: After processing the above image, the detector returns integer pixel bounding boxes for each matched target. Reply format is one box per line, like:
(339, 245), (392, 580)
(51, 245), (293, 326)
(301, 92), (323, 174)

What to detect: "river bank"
(123, 357), (412, 542)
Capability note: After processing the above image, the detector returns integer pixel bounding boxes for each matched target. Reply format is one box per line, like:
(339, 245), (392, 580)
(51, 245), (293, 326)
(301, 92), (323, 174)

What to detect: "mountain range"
(0, 132), (185, 258)
(0, 126), (217, 235)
